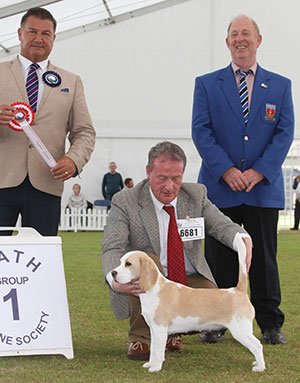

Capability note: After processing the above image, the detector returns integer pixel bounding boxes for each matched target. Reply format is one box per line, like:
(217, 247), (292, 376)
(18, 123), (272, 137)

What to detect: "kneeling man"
(101, 141), (252, 360)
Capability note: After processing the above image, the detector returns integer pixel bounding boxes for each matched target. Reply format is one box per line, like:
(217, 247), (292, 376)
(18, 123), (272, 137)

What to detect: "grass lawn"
(0, 230), (299, 383)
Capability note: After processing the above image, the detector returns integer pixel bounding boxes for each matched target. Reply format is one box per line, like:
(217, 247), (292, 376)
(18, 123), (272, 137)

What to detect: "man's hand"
(51, 156), (77, 181)
(222, 167), (249, 192)
(242, 236), (252, 273)
(0, 105), (15, 125)
(243, 169), (264, 192)
(112, 277), (145, 297)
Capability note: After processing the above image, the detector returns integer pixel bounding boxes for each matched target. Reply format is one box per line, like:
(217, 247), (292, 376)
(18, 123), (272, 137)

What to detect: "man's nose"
(164, 179), (174, 190)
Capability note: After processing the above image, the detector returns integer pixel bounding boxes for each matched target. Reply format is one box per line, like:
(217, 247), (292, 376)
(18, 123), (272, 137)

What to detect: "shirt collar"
(149, 186), (177, 212)
(231, 61), (257, 76)
(18, 54), (49, 72)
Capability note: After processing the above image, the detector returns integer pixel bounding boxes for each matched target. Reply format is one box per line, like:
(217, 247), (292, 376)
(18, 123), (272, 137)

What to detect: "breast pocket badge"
(265, 103), (276, 121)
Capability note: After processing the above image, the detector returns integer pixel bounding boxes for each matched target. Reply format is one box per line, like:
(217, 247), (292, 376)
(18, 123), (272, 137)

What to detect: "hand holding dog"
(112, 278), (145, 297)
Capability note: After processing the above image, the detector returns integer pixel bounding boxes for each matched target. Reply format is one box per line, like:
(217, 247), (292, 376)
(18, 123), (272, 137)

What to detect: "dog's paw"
(148, 365), (162, 373)
(142, 362), (162, 372)
(252, 362), (265, 372)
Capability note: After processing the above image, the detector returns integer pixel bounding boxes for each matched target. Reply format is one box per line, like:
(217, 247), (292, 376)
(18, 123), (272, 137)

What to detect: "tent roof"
(0, 0), (171, 54)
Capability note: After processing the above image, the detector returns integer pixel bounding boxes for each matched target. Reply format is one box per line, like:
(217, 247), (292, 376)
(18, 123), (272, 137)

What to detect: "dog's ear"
(139, 255), (158, 291)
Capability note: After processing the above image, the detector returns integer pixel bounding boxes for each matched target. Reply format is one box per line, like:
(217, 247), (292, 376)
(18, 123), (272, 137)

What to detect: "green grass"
(0, 231), (299, 383)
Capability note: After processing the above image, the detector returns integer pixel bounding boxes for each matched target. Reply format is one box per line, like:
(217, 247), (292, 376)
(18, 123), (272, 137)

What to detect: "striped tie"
(26, 63), (39, 112)
(237, 69), (250, 124)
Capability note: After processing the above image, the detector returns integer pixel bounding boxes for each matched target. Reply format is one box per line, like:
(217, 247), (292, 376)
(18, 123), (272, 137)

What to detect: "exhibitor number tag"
(177, 217), (205, 241)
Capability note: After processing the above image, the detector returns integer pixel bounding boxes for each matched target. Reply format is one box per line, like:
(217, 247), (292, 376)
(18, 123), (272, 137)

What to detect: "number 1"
(3, 288), (20, 320)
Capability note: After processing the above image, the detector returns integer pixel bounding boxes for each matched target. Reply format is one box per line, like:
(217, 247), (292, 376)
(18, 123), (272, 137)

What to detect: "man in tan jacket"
(0, 7), (95, 236)
(101, 141), (252, 360)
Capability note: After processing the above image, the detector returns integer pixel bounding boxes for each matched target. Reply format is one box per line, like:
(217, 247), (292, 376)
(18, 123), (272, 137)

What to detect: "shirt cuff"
(232, 232), (251, 251)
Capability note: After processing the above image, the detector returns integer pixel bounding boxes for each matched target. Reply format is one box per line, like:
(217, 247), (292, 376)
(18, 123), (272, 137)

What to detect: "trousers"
(205, 204), (284, 332)
(0, 175), (61, 236)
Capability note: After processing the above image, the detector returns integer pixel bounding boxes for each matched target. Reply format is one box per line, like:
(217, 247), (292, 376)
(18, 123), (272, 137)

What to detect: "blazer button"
(244, 136), (249, 141)
(241, 159), (245, 163)
(28, 144), (33, 149)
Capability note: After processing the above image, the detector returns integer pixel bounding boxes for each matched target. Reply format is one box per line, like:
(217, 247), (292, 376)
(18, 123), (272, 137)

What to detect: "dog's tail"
(235, 234), (248, 294)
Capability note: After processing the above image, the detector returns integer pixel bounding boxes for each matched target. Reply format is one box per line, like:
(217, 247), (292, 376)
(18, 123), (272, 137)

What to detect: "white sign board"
(0, 227), (73, 359)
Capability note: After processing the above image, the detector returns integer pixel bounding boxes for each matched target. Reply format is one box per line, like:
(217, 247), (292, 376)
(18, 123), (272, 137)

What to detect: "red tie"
(163, 205), (187, 285)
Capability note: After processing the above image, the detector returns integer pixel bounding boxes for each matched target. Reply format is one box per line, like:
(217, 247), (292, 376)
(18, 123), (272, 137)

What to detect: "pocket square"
(60, 88), (69, 92)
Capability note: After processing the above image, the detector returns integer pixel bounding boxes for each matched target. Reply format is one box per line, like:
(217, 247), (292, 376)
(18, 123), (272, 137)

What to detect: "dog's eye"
(125, 261), (132, 267)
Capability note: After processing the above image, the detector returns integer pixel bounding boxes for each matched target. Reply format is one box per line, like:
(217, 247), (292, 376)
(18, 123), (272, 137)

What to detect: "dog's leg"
(229, 318), (265, 372)
(143, 326), (168, 372)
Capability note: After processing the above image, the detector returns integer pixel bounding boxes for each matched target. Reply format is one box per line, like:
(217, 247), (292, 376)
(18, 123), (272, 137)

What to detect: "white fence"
(15, 208), (295, 232)
(59, 208), (109, 232)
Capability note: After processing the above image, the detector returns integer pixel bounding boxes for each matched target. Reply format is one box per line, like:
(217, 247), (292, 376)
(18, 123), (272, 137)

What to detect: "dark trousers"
(0, 175), (61, 236)
(293, 199), (300, 229)
(205, 204), (284, 332)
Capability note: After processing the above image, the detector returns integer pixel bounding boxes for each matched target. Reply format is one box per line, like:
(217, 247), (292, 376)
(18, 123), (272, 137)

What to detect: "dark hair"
(124, 178), (133, 186)
(147, 141), (187, 172)
(21, 7), (57, 32)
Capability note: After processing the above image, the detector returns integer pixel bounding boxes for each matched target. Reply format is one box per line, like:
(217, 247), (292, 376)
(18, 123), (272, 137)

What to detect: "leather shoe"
(290, 227), (298, 230)
(262, 328), (287, 344)
(166, 335), (183, 352)
(127, 342), (150, 360)
(199, 329), (226, 343)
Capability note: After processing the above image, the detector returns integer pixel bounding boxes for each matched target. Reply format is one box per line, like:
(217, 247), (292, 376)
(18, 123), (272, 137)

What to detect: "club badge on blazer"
(265, 103), (276, 121)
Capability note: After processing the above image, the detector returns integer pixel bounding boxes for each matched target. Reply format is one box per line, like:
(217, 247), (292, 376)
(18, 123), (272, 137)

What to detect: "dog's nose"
(111, 270), (117, 279)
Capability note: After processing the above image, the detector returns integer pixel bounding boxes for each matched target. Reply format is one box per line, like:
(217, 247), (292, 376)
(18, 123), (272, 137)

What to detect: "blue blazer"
(192, 64), (294, 209)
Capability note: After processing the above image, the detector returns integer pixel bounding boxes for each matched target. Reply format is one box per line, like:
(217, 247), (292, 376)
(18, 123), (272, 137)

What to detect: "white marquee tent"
(0, 0), (299, 211)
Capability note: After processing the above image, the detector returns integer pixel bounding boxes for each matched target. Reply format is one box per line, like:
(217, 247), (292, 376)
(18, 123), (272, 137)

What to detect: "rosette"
(42, 71), (62, 87)
(8, 102), (34, 131)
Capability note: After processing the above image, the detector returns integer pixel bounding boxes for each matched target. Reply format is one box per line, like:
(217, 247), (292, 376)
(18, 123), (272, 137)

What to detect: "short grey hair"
(147, 141), (187, 172)
(227, 14), (260, 37)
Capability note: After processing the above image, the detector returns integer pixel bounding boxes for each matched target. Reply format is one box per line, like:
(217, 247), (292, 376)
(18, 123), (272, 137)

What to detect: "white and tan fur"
(111, 235), (265, 373)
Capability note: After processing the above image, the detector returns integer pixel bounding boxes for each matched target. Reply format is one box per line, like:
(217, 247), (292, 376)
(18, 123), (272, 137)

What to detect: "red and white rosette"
(8, 102), (57, 168)
(8, 102), (34, 131)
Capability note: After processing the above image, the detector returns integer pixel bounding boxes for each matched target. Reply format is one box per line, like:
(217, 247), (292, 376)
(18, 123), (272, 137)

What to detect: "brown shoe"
(127, 341), (150, 360)
(166, 335), (183, 353)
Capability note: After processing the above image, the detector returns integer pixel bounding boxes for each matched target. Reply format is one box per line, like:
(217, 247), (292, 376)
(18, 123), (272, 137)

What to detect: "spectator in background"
(124, 178), (134, 189)
(67, 183), (87, 209)
(102, 162), (124, 201)
(290, 175), (300, 231)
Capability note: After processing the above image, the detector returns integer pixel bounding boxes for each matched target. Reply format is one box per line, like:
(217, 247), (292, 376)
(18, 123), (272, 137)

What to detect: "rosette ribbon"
(8, 102), (56, 168)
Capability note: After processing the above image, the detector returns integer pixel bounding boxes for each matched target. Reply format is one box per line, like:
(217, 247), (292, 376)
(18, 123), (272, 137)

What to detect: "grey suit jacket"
(0, 57), (95, 196)
(101, 179), (247, 319)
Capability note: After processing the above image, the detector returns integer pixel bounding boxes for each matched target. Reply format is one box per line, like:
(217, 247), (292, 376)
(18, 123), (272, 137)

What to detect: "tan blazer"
(0, 57), (95, 196)
(101, 179), (247, 319)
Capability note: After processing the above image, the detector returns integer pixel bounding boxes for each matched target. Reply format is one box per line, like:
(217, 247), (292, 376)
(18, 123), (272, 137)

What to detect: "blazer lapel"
(177, 188), (195, 253)
(247, 65), (269, 125)
(139, 184), (160, 255)
(220, 65), (245, 127)
(10, 57), (27, 101)
(177, 189), (189, 220)
(37, 61), (54, 112)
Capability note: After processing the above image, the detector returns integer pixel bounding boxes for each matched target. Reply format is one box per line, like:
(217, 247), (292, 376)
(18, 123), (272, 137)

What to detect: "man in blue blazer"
(192, 15), (294, 344)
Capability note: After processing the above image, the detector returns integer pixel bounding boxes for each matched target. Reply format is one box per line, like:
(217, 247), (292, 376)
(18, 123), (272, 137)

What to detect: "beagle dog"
(111, 235), (265, 373)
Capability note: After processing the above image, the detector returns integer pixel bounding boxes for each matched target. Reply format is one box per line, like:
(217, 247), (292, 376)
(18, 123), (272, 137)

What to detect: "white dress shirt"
(18, 54), (49, 110)
(149, 187), (197, 276)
